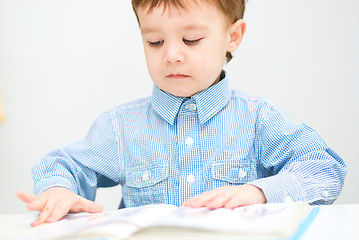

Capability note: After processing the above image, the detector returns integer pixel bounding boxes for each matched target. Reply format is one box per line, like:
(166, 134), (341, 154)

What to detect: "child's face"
(137, 2), (241, 97)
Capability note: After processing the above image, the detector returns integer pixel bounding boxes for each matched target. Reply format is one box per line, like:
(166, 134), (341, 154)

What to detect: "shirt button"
(238, 169), (247, 179)
(185, 137), (194, 146)
(186, 174), (195, 183)
(142, 171), (149, 182)
(188, 103), (197, 111)
(321, 190), (329, 198)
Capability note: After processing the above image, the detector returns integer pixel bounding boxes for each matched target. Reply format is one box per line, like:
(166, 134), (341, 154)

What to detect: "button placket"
(177, 100), (201, 202)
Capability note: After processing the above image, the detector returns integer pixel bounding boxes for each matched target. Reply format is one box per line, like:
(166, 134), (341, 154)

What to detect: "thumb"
(71, 197), (104, 213)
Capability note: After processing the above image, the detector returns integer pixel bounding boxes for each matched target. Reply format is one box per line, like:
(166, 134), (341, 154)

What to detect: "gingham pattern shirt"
(32, 73), (347, 207)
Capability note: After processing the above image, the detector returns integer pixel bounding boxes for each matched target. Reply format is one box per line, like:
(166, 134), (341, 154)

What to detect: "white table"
(300, 204), (359, 240)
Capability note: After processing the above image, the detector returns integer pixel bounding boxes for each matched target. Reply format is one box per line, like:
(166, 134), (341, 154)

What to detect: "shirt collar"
(151, 72), (231, 125)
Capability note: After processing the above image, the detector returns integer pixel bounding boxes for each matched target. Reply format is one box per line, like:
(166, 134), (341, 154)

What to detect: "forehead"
(137, 1), (228, 30)
(136, 0), (206, 14)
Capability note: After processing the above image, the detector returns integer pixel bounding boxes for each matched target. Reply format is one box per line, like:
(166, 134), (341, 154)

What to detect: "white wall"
(0, 0), (358, 214)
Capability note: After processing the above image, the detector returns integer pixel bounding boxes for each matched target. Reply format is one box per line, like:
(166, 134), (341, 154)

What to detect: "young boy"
(17, 0), (347, 227)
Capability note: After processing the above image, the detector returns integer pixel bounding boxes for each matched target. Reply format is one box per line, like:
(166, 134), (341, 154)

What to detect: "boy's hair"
(131, 0), (247, 62)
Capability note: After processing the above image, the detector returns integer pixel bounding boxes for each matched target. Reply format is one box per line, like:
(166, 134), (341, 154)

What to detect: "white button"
(187, 104), (197, 111)
(185, 137), (194, 146)
(238, 169), (247, 179)
(142, 171), (149, 182)
(186, 174), (195, 183)
(321, 190), (329, 198)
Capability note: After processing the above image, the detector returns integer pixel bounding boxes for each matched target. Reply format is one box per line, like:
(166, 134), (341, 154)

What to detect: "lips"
(167, 73), (189, 79)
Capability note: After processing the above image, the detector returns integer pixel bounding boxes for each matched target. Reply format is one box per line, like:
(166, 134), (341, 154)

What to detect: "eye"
(148, 40), (164, 47)
(183, 38), (202, 46)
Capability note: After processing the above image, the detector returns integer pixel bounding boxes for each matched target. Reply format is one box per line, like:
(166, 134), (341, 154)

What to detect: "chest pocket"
(211, 160), (254, 188)
(124, 165), (168, 207)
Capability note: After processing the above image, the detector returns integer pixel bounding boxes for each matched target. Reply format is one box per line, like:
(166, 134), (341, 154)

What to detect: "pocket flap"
(212, 161), (251, 184)
(126, 165), (168, 188)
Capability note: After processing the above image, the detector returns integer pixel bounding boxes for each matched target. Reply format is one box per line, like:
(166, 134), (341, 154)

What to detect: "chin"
(169, 90), (194, 98)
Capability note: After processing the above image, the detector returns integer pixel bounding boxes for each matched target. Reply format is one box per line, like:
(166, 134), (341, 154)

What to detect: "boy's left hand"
(183, 184), (267, 209)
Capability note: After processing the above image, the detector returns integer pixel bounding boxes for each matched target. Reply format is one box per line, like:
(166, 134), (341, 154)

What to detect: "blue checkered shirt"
(32, 73), (347, 207)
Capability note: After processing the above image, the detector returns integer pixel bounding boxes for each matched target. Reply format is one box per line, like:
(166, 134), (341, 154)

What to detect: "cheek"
(144, 51), (160, 74)
(196, 45), (226, 70)
(146, 61), (158, 79)
(201, 38), (227, 61)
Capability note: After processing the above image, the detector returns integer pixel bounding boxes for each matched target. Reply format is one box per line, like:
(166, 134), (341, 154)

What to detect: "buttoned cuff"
(33, 176), (77, 195)
(249, 173), (307, 203)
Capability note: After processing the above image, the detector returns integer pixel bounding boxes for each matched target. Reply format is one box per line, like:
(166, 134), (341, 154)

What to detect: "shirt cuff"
(249, 173), (308, 203)
(33, 176), (77, 195)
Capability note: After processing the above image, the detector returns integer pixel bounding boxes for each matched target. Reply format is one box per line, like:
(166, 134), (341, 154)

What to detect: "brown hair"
(131, 0), (247, 62)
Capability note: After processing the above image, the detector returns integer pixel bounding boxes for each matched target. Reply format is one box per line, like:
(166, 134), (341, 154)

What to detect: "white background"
(0, 0), (358, 213)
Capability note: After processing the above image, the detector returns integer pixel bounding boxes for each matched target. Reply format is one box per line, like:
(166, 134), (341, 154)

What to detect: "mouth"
(166, 73), (190, 79)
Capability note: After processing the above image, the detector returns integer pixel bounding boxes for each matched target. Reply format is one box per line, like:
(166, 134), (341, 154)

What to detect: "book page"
(149, 203), (313, 238)
(16, 204), (178, 240)
(13, 203), (314, 240)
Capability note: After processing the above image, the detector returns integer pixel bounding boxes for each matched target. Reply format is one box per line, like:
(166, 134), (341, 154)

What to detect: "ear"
(227, 19), (246, 52)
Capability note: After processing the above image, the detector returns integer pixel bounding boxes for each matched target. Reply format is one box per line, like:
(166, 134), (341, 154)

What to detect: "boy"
(17, 0), (347, 227)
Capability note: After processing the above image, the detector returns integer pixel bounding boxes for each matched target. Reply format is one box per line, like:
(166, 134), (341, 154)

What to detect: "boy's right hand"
(16, 187), (103, 227)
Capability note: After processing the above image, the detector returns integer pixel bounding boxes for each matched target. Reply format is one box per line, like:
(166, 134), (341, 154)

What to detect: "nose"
(164, 42), (185, 64)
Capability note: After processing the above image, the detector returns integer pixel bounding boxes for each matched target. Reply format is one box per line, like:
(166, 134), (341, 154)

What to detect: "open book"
(15, 203), (318, 240)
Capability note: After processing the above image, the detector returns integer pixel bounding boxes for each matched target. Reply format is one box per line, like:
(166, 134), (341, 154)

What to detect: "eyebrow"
(141, 24), (209, 34)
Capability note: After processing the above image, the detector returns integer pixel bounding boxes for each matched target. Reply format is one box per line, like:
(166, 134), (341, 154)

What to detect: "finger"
(46, 201), (71, 223)
(87, 201), (104, 213)
(205, 192), (233, 209)
(184, 192), (213, 207)
(224, 185), (266, 208)
(224, 197), (246, 209)
(46, 198), (103, 224)
(184, 190), (219, 208)
(16, 191), (36, 204)
(223, 188), (252, 208)
(31, 198), (55, 227)
(71, 197), (103, 213)
(26, 196), (48, 212)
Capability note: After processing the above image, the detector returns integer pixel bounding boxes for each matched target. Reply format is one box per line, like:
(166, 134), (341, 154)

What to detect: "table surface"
(300, 204), (359, 240)
(1, 204), (358, 240)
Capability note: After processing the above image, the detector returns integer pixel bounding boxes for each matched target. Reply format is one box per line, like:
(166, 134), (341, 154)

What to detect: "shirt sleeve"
(32, 110), (121, 201)
(249, 103), (347, 205)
